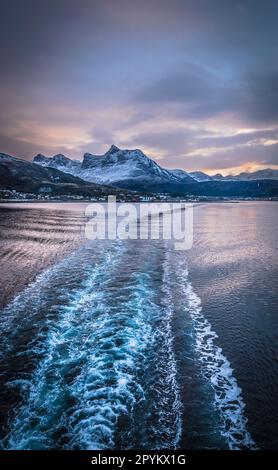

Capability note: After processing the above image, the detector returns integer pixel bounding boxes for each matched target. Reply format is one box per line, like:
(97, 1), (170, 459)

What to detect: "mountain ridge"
(0, 152), (132, 199)
(33, 145), (278, 184)
(33, 145), (195, 186)
(32, 146), (278, 198)
(0, 148), (277, 199)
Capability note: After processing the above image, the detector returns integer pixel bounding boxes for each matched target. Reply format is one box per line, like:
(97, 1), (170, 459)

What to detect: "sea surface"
(0, 201), (277, 450)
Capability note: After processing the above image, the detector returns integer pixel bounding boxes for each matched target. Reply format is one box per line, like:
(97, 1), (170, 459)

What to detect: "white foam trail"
(1, 237), (256, 450)
(175, 255), (256, 449)
(136, 254), (184, 450)
(2, 242), (186, 450)
(65, 271), (154, 450)
(0, 241), (115, 361)
(3, 243), (179, 449)
(3, 244), (126, 450)
(158, 255), (183, 448)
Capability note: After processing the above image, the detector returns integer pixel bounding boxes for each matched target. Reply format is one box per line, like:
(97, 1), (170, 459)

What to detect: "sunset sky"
(0, 0), (278, 175)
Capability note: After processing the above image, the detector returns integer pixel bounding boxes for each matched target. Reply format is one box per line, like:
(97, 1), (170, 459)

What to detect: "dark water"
(0, 202), (277, 450)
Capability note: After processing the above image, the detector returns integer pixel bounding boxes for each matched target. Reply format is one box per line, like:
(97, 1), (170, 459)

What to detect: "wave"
(1, 240), (182, 450)
(174, 254), (256, 449)
(0, 237), (255, 450)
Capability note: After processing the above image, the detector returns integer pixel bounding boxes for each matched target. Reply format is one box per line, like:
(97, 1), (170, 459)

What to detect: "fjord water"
(0, 202), (277, 450)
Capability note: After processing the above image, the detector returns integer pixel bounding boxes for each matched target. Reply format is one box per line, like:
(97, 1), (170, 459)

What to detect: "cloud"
(1, 0), (278, 174)
(195, 128), (278, 147)
(0, 134), (61, 161)
(138, 63), (278, 126)
(122, 126), (278, 171)
(182, 142), (278, 173)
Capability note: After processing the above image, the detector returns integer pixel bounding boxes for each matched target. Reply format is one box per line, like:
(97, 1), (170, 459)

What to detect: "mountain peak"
(52, 154), (71, 165)
(106, 144), (120, 155)
(33, 154), (50, 165)
(53, 153), (68, 159)
(34, 153), (47, 160)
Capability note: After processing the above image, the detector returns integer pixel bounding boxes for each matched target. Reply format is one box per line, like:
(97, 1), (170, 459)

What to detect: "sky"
(0, 0), (278, 175)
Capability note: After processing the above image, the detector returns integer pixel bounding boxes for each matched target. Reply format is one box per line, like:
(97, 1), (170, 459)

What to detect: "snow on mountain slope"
(34, 153), (80, 171)
(33, 146), (278, 190)
(189, 171), (213, 181)
(207, 169), (278, 181)
(3, 151), (278, 198)
(224, 168), (278, 181)
(0, 152), (133, 198)
(33, 145), (195, 185)
(171, 168), (192, 180)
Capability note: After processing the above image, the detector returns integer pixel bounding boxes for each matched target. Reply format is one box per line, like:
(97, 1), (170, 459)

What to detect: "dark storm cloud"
(0, 0), (278, 171)
(194, 129), (278, 148)
(139, 64), (215, 104)
(241, 71), (278, 123)
(126, 128), (278, 153)
(138, 65), (278, 125)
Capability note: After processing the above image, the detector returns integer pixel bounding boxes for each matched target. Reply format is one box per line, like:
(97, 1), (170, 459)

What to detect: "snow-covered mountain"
(190, 169), (278, 181)
(33, 145), (195, 186)
(31, 145), (278, 198)
(189, 171), (213, 181)
(0, 152), (131, 198)
(34, 153), (80, 172)
(2, 150), (278, 198)
(224, 168), (278, 181)
(211, 173), (225, 180)
(170, 168), (193, 180)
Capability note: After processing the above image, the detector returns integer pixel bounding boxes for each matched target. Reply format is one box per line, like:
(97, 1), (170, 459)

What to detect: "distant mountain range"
(0, 153), (132, 199)
(34, 145), (278, 184)
(0, 146), (278, 199)
(189, 168), (278, 182)
(33, 145), (278, 198)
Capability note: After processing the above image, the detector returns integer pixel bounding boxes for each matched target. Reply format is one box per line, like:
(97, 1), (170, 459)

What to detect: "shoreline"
(0, 198), (277, 204)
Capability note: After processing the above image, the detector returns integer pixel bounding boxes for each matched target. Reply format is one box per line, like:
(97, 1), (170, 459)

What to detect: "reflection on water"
(0, 202), (277, 449)
(0, 203), (86, 309)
